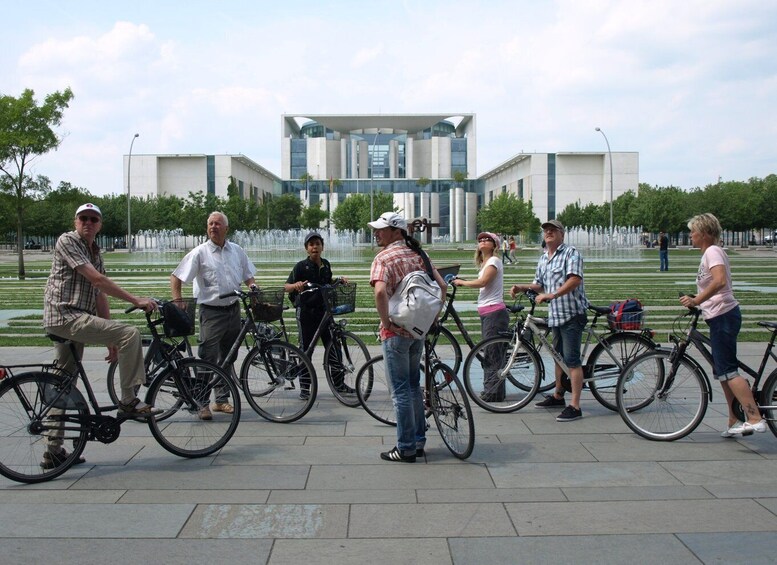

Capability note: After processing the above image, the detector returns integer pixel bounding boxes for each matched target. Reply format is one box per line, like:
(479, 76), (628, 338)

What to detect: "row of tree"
(557, 177), (777, 234)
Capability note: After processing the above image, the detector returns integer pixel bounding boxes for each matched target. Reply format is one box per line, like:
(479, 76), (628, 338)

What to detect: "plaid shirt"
(44, 231), (104, 327)
(370, 240), (430, 340)
(533, 242), (588, 326)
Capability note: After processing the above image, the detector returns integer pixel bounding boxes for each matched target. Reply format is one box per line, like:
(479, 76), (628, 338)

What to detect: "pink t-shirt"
(696, 245), (738, 320)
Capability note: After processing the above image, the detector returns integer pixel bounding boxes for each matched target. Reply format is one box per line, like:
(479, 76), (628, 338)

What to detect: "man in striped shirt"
(510, 219), (589, 422)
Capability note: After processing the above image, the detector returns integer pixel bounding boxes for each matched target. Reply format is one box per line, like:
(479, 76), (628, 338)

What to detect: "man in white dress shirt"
(171, 211), (256, 419)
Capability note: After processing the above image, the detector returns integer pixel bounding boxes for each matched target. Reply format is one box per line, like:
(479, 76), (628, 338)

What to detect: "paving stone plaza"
(1, 341), (776, 564)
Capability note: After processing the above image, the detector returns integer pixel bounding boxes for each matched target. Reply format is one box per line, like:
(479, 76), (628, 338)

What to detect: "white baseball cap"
(75, 203), (102, 217)
(368, 212), (408, 232)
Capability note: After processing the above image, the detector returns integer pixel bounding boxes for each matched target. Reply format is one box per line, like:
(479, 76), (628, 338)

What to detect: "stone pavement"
(1, 344), (776, 564)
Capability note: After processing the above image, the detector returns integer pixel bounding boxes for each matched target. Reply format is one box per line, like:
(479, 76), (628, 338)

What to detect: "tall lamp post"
(127, 133), (139, 253)
(595, 127), (614, 247)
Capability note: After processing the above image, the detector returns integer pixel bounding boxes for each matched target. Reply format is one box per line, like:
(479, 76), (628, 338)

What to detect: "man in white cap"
(510, 219), (589, 422)
(43, 203), (160, 468)
(368, 211), (447, 462)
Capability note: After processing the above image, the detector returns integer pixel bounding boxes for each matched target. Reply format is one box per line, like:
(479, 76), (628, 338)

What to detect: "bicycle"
(293, 281), (370, 408)
(106, 298), (196, 407)
(219, 287), (318, 423)
(616, 304), (777, 441)
(355, 334), (475, 460)
(463, 290), (657, 413)
(0, 301), (240, 484)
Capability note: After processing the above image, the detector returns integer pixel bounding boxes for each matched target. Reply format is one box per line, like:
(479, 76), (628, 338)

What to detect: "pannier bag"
(607, 298), (644, 331)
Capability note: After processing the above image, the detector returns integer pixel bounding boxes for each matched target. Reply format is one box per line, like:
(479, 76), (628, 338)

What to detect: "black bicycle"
(0, 301), (240, 484)
(617, 305), (777, 441)
(293, 281), (370, 407)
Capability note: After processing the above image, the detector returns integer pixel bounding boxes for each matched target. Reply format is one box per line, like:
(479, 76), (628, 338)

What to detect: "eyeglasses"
(78, 215), (101, 224)
(478, 238), (494, 243)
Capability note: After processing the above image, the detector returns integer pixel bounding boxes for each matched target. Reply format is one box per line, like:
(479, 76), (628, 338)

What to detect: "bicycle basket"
(251, 288), (285, 322)
(326, 283), (357, 315)
(162, 299), (196, 338)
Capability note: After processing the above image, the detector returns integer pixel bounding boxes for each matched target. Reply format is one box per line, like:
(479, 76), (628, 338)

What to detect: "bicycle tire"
(427, 324), (463, 376)
(146, 358), (240, 457)
(240, 340), (317, 423)
(107, 340), (183, 406)
(760, 368), (777, 438)
(325, 331), (369, 407)
(356, 356), (396, 426)
(0, 372), (89, 484)
(586, 332), (656, 411)
(617, 350), (708, 441)
(429, 362), (475, 459)
(463, 335), (541, 412)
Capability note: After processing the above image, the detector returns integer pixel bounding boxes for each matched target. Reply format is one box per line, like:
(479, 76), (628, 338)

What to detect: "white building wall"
(158, 156), (207, 199)
(465, 192), (478, 240)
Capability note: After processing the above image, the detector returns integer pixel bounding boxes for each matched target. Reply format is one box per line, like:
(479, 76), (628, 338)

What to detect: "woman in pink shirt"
(679, 213), (766, 437)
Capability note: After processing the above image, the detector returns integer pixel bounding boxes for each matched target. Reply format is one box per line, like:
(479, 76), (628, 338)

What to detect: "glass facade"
(290, 139), (307, 180)
(206, 155), (215, 195)
(451, 138), (467, 176)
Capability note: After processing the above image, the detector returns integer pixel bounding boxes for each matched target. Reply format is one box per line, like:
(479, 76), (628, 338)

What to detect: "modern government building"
(126, 113), (638, 241)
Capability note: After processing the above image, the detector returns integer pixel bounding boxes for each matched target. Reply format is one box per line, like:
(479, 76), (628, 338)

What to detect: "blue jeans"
(707, 306), (741, 380)
(659, 249), (669, 271)
(383, 336), (425, 455)
(551, 313), (587, 369)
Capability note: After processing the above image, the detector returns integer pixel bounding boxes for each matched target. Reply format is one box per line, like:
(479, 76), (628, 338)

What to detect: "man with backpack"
(510, 219), (589, 422)
(369, 212), (447, 462)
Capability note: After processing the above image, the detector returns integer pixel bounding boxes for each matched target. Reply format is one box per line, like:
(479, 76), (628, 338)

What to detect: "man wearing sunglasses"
(44, 203), (160, 467)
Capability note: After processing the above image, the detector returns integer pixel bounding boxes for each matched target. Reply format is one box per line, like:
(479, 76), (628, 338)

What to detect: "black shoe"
(334, 384), (356, 395)
(416, 448), (425, 457)
(40, 448), (86, 470)
(380, 446), (416, 463)
(556, 405), (583, 422)
(535, 394), (565, 408)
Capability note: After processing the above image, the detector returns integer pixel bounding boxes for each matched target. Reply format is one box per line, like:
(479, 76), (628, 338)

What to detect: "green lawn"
(1, 245), (775, 345)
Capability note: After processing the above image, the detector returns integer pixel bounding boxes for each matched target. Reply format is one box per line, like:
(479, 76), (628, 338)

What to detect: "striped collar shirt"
(533, 242), (588, 326)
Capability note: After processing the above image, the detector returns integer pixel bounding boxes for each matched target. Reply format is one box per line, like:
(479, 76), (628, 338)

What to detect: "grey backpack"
(388, 249), (443, 339)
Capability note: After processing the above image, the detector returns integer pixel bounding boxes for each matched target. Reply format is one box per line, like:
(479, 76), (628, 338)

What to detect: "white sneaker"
(727, 419), (767, 436)
(720, 423), (743, 438)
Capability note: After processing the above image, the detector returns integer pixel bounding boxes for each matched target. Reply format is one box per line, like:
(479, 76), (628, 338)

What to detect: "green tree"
(269, 193), (303, 230)
(332, 193), (370, 231)
(0, 87), (74, 278)
(300, 200), (328, 230)
(477, 192), (536, 236)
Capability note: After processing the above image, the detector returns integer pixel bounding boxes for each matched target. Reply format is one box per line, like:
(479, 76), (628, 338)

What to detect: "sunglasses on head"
(78, 215), (101, 223)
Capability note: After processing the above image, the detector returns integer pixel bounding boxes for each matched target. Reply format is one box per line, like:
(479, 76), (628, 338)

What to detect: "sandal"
(118, 398), (163, 419)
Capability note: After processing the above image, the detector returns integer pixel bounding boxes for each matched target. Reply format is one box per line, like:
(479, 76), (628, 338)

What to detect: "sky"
(2, 0), (777, 197)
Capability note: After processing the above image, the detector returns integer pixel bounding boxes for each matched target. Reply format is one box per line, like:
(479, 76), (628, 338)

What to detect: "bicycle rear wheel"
(0, 372), (89, 484)
(427, 325), (463, 376)
(463, 335), (541, 412)
(325, 331), (369, 407)
(587, 332), (656, 411)
(617, 350), (707, 441)
(240, 340), (317, 423)
(356, 356), (396, 426)
(429, 362), (475, 459)
(146, 359), (240, 457)
(760, 369), (777, 438)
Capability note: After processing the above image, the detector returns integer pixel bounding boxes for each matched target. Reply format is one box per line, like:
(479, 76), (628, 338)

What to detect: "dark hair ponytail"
(403, 232), (422, 252)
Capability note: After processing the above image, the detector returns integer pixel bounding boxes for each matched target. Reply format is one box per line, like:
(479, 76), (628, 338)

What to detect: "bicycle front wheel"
(427, 325), (463, 375)
(325, 331), (369, 407)
(617, 350), (708, 441)
(587, 332), (656, 411)
(429, 362), (475, 459)
(240, 340), (317, 423)
(146, 359), (240, 457)
(356, 356), (396, 426)
(463, 335), (541, 412)
(0, 372), (89, 484)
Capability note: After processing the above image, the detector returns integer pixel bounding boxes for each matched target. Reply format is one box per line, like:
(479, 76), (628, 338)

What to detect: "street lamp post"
(595, 127), (614, 247)
(127, 133), (139, 253)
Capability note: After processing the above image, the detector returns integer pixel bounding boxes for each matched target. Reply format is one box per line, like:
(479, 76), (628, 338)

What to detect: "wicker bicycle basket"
(251, 288), (285, 322)
(326, 283), (357, 315)
(162, 298), (197, 338)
